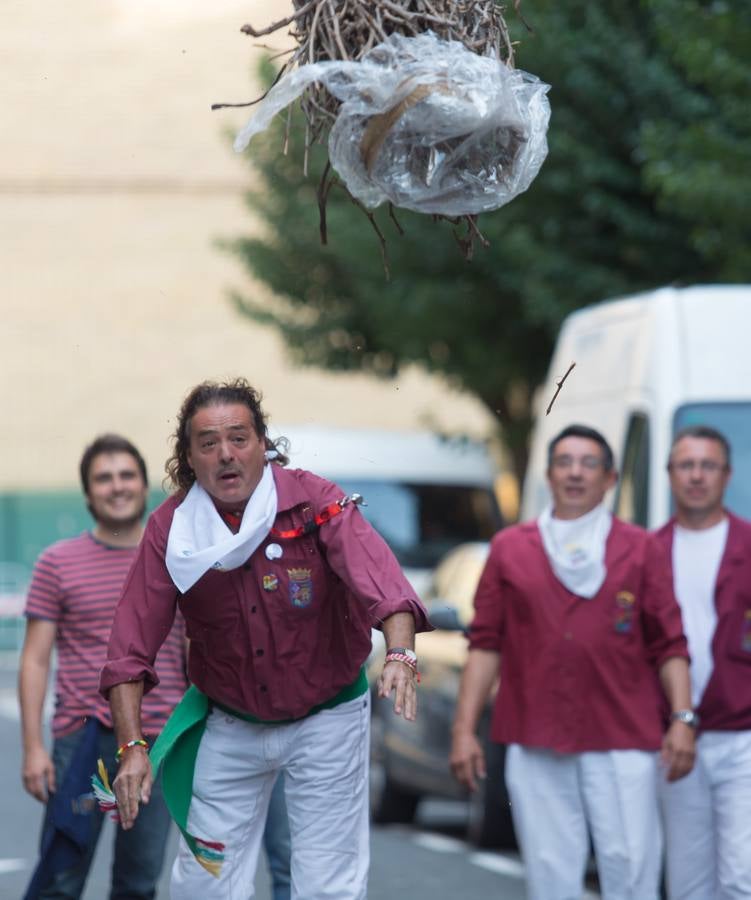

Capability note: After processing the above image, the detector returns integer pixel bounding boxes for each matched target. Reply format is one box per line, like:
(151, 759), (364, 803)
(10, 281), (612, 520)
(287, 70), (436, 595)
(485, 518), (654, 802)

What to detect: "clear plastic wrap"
(234, 31), (550, 217)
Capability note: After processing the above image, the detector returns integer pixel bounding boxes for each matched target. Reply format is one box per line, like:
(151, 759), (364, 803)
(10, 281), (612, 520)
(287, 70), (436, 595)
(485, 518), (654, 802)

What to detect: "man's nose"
(218, 440), (234, 462)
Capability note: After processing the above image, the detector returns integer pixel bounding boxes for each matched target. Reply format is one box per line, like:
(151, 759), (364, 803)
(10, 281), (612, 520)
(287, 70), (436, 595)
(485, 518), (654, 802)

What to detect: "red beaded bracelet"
(115, 738), (148, 763)
(384, 651), (421, 682)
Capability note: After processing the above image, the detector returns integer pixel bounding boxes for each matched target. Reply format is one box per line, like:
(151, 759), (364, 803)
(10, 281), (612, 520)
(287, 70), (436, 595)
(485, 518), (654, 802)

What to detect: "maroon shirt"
(653, 512), (751, 733)
(100, 465), (430, 720)
(469, 517), (688, 753)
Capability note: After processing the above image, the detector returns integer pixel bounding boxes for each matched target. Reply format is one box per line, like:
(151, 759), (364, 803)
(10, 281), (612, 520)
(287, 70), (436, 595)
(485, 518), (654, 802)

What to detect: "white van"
(269, 425), (502, 592)
(521, 284), (751, 527)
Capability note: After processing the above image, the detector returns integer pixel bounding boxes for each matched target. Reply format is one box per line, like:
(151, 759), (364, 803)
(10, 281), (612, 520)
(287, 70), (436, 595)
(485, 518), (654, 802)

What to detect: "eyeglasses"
(669, 460), (727, 474)
(551, 455), (605, 471)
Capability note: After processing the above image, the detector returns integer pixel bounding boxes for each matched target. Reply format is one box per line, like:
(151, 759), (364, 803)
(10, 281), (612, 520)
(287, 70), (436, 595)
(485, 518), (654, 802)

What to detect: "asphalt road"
(0, 657), (599, 899)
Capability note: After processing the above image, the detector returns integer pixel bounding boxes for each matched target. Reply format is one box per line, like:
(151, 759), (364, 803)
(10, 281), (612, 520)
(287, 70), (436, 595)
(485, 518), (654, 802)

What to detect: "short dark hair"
(547, 424), (615, 472)
(670, 425), (731, 467)
(79, 434), (148, 494)
(165, 378), (289, 493)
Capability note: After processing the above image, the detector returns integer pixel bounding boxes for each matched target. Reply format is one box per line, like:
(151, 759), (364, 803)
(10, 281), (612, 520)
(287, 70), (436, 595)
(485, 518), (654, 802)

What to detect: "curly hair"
(165, 378), (289, 493)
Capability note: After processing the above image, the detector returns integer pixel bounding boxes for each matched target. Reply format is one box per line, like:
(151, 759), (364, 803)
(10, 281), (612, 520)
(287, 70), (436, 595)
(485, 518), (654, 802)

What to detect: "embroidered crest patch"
(614, 590), (635, 633)
(263, 574), (279, 592)
(288, 567), (313, 608)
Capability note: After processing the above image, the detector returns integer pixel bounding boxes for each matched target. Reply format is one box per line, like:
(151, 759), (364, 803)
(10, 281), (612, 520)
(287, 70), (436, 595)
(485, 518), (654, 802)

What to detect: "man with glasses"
(450, 423), (694, 900)
(655, 425), (751, 899)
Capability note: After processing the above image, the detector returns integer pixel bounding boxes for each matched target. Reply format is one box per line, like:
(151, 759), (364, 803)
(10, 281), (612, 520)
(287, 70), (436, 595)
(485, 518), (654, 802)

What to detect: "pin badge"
(265, 543), (283, 560)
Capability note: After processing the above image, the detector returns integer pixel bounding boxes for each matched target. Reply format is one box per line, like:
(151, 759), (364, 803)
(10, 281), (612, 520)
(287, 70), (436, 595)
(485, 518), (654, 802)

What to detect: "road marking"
(413, 833), (466, 853)
(0, 858), (28, 874)
(469, 851), (525, 878)
(0, 688), (20, 721)
(411, 831), (601, 897)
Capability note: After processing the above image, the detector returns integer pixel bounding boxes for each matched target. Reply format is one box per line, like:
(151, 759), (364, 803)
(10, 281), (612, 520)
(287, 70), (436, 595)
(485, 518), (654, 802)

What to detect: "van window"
(336, 479), (502, 568)
(673, 403), (751, 519)
(615, 413), (650, 526)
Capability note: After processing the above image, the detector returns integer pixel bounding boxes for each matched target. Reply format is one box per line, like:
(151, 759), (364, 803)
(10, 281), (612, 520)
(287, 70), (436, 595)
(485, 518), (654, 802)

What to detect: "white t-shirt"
(672, 518), (729, 706)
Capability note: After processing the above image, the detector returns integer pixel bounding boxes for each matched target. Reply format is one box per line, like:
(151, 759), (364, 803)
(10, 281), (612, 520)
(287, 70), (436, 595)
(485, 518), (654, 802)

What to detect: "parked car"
(371, 541), (516, 848)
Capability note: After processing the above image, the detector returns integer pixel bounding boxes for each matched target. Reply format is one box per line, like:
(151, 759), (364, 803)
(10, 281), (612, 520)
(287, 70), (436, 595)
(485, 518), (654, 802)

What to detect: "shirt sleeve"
(468, 533), (505, 652)
(24, 546), (64, 623)
(640, 532), (689, 667)
(311, 475), (432, 634)
(99, 512), (179, 698)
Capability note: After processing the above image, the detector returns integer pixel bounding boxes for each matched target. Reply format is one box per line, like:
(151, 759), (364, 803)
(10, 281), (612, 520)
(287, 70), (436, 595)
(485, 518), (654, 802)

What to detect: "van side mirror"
(428, 604), (467, 634)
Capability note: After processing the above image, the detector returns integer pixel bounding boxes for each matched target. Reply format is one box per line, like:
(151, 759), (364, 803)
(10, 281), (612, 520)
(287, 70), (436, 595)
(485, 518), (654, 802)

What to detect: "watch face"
(674, 710), (698, 727)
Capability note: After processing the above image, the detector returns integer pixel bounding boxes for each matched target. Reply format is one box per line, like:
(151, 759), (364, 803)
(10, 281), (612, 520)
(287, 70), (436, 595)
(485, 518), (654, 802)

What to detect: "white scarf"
(165, 464), (278, 593)
(537, 502), (612, 598)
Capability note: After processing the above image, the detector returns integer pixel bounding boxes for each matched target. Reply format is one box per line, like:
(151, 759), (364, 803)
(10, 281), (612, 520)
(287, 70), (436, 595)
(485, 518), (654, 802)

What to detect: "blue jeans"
(39, 727), (172, 900)
(263, 774), (291, 900)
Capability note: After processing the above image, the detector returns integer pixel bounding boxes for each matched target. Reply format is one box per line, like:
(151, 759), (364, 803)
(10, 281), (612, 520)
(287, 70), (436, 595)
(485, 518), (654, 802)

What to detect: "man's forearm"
(109, 681), (146, 745)
(658, 656), (692, 712)
(381, 611), (415, 650)
(452, 649), (500, 736)
(18, 656), (49, 753)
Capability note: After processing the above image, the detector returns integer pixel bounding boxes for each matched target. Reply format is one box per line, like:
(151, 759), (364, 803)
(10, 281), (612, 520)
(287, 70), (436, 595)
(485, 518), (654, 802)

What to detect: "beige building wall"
(2, 0), (495, 491)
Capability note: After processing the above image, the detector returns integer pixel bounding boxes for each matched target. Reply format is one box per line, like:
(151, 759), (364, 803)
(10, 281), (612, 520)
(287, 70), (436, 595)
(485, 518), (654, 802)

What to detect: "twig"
(545, 362), (576, 415)
(387, 203), (405, 236)
(317, 160), (333, 244)
(239, 1), (318, 39)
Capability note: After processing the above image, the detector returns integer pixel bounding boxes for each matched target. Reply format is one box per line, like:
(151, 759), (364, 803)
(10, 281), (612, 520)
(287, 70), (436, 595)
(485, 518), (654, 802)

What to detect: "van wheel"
(372, 774), (420, 824)
(467, 744), (515, 848)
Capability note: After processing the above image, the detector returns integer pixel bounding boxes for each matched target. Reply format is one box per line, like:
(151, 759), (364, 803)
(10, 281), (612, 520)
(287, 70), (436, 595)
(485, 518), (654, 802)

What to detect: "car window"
(615, 413), (650, 526)
(673, 403), (751, 518)
(337, 480), (501, 568)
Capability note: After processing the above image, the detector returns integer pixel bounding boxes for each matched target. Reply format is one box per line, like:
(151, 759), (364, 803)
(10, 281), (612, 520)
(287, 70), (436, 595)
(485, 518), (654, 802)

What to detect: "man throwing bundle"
(100, 378), (430, 900)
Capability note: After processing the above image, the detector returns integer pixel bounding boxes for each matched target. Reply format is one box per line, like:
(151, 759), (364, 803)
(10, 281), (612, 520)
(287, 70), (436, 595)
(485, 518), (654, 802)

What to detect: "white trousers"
(170, 693), (371, 900)
(660, 729), (751, 900)
(505, 744), (662, 900)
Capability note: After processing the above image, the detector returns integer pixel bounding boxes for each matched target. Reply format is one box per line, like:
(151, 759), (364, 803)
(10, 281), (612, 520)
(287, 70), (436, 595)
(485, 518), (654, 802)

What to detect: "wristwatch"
(671, 709), (699, 728)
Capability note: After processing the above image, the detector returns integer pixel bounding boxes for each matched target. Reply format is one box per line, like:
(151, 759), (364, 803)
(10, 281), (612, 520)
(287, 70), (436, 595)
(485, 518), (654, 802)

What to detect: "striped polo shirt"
(25, 531), (187, 738)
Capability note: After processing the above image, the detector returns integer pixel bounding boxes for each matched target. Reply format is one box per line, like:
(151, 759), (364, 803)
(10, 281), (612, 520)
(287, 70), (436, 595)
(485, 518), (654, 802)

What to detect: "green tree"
(225, 0), (751, 483)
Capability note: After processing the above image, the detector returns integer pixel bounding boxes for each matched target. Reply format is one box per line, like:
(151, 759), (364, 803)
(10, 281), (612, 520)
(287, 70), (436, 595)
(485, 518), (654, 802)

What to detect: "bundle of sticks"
(225, 1), (525, 264)
(242, 1), (517, 143)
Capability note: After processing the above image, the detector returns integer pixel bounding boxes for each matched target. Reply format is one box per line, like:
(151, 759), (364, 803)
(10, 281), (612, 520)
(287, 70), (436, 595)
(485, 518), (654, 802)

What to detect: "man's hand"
(450, 730), (486, 792)
(113, 747), (152, 830)
(661, 720), (696, 782)
(377, 660), (417, 721)
(22, 744), (56, 802)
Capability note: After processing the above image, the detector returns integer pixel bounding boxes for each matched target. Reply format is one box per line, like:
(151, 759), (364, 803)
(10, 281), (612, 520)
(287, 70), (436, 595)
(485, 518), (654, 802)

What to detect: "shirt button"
(256, 649), (264, 657)
(251, 606), (257, 613)
(260, 685), (267, 693)
(243, 562), (252, 571)
(564, 632), (572, 640)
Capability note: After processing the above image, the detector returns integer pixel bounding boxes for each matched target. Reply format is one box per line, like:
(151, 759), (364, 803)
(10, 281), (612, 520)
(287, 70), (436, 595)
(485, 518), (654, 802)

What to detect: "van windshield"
(674, 403), (751, 518)
(336, 480), (502, 569)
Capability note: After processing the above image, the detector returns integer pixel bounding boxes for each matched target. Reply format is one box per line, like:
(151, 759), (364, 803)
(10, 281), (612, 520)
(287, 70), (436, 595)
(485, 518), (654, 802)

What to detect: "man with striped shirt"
(19, 434), (187, 899)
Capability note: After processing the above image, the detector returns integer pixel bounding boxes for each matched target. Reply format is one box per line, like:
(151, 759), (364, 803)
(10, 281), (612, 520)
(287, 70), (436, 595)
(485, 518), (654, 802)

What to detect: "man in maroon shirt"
(655, 426), (751, 899)
(100, 379), (430, 900)
(450, 424), (695, 900)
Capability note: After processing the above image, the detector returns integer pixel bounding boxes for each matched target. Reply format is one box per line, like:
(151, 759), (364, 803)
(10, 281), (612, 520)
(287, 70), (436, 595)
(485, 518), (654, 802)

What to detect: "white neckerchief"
(165, 464), (278, 593)
(537, 502), (612, 598)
